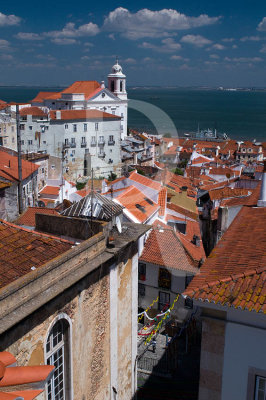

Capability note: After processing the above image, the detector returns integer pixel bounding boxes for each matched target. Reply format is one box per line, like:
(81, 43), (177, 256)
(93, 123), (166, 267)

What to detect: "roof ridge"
(0, 219), (73, 244)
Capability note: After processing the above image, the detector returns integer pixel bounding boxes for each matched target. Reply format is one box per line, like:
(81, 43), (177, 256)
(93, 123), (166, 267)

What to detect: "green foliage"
(137, 168), (146, 176)
(163, 132), (172, 138)
(172, 167), (184, 176)
(108, 172), (117, 181)
(179, 159), (188, 168)
(76, 181), (86, 190)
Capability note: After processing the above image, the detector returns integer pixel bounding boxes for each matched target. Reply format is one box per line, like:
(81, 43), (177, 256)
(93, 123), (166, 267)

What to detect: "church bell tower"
(108, 58), (127, 100)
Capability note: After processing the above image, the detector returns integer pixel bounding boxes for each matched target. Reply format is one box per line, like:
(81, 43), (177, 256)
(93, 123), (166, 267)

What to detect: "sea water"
(0, 86), (265, 141)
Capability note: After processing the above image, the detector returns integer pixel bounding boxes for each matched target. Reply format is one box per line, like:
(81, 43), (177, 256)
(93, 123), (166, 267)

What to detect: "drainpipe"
(257, 161), (266, 207)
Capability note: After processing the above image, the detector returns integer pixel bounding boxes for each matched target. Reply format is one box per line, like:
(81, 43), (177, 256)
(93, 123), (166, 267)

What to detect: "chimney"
(56, 111), (61, 120)
(101, 81), (105, 89)
(257, 161), (266, 207)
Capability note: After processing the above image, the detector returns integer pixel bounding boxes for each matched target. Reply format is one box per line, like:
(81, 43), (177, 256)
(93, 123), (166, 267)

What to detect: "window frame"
(44, 314), (73, 400)
(158, 291), (170, 311)
(246, 367), (266, 400)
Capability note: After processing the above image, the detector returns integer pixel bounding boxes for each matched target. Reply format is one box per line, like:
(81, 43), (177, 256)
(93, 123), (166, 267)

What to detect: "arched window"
(46, 318), (72, 400)
(120, 80), (123, 92)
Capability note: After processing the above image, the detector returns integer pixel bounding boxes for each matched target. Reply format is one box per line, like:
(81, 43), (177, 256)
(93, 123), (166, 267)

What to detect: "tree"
(172, 167), (184, 176)
(76, 181), (86, 190)
(108, 172), (117, 181)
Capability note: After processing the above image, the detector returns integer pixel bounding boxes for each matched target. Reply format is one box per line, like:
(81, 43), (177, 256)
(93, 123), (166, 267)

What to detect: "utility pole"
(16, 104), (23, 214)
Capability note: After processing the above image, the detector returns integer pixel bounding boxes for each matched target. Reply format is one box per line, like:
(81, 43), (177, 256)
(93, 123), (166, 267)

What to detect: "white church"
(32, 59), (128, 139)
(19, 60), (128, 179)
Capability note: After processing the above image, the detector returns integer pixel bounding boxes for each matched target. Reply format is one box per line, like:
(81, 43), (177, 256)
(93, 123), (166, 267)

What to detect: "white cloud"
(84, 42), (94, 47)
(45, 22), (99, 39)
(260, 44), (266, 53)
(142, 57), (154, 63)
(0, 39), (10, 50)
(170, 55), (183, 60)
(51, 38), (77, 45)
(15, 32), (43, 40)
(211, 43), (226, 50)
(181, 34), (212, 47)
(36, 54), (56, 61)
(221, 38), (234, 42)
(257, 17), (266, 31)
(124, 58), (136, 64)
(224, 57), (263, 63)
(81, 55), (90, 60)
(103, 7), (221, 40)
(210, 54), (220, 59)
(0, 12), (21, 26)
(240, 35), (263, 42)
(139, 38), (181, 53)
(232, 44), (238, 49)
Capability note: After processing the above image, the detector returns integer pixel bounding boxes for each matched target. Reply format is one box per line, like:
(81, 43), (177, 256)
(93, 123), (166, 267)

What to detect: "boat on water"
(183, 128), (228, 140)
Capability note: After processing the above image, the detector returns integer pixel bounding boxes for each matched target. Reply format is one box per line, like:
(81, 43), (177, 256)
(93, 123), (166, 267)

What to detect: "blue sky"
(0, 1), (266, 87)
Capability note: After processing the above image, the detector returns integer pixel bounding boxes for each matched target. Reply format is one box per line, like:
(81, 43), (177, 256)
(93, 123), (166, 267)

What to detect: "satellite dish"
(116, 216), (122, 233)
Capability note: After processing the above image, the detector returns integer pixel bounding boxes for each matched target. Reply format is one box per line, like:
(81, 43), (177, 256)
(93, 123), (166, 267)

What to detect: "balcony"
(98, 140), (105, 146)
(81, 142), (87, 148)
(98, 152), (105, 158)
(108, 140), (115, 146)
(91, 141), (97, 147)
(70, 143), (76, 148)
(63, 143), (70, 149)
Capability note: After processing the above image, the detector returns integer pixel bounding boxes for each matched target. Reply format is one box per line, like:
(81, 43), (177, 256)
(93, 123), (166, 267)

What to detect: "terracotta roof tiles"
(16, 207), (59, 227)
(19, 107), (47, 117)
(184, 206), (266, 313)
(0, 220), (72, 289)
(0, 150), (38, 181)
(49, 109), (120, 121)
(139, 227), (199, 273)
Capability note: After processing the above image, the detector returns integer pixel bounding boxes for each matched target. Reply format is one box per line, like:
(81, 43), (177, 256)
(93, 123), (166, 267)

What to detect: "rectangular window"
(65, 138), (69, 145)
(109, 135), (114, 142)
(138, 283), (145, 297)
(41, 168), (45, 173)
(43, 141), (46, 144)
(84, 123), (87, 132)
(71, 137), (75, 144)
(158, 268), (171, 290)
(21, 140), (24, 145)
(255, 376), (266, 399)
(65, 124), (68, 129)
(20, 124), (25, 130)
(99, 136), (104, 144)
(158, 291), (170, 311)
(73, 124), (77, 132)
(11, 126), (14, 132)
(29, 126), (33, 130)
(81, 136), (86, 143)
(28, 140), (33, 145)
(95, 122), (98, 131)
(138, 263), (146, 281)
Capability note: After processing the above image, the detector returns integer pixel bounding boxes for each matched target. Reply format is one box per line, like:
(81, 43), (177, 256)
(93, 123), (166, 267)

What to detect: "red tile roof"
(0, 150), (38, 181)
(158, 187), (167, 216)
(39, 186), (60, 196)
(115, 186), (159, 223)
(49, 109), (120, 120)
(139, 227), (199, 273)
(184, 206), (266, 313)
(61, 80), (101, 98)
(2, 390), (43, 400)
(129, 171), (162, 191)
(20, 106), (47, 117)
(16, 207), (59, 227)
(0, 220), (72, 289)
(31, 91), (61, 103)
(209, 187), (250, 201)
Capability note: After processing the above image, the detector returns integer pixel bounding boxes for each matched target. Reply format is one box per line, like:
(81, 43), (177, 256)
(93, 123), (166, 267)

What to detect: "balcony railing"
(108, 140), (115, 146)
(98, 140), (105, 146)
(81, 142), (87, 148)
(91, 142), (97, 147)
(63, 143), (70, 149)
(98, 152), (105, 158)
(70, 143), (76, 148)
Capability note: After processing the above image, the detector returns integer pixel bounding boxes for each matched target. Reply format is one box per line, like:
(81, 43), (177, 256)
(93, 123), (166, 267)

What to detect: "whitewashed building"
(31, 60), (128, 140)
(19, 108), (122, 179)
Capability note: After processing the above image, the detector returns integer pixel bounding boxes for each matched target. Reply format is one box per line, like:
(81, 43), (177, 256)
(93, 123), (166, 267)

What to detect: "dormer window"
(102, 93), (105, 98)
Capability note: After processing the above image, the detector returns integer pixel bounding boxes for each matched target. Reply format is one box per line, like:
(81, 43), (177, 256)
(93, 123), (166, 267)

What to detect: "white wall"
(222, 321), (266, 400)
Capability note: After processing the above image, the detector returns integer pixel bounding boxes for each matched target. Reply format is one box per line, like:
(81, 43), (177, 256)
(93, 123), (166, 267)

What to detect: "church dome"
(111, 59), (123, 74)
